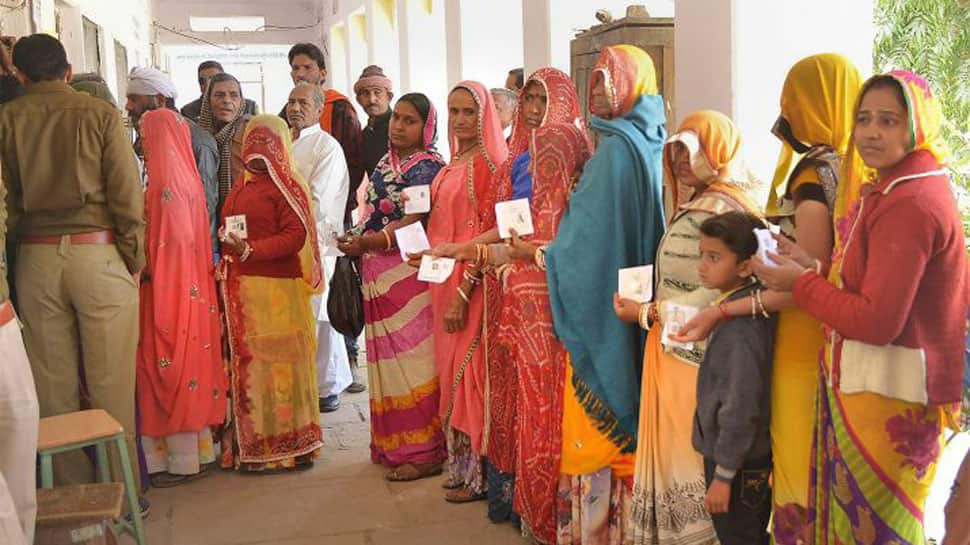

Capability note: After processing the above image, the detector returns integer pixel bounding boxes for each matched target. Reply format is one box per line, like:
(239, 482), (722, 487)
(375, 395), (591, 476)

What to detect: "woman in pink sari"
(425, 81), (507, 503)
(136, 109), (227, 487)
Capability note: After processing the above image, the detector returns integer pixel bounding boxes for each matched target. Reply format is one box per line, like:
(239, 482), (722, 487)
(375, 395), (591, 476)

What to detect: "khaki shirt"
(0, 81), (144, 273)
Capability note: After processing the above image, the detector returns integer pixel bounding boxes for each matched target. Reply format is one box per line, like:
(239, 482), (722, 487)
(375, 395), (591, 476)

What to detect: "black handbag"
(327, 255), (365, 337)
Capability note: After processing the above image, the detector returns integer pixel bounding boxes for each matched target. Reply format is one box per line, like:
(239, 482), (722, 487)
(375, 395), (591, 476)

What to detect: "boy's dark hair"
(197, 60), (224, 75)
(12, 34), (69, 82)
(288, 43), (326, 70)
(699, 211), (763, 261)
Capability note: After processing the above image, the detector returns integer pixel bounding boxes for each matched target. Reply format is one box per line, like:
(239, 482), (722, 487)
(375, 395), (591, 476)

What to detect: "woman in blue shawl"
(546, 44), (667, 544)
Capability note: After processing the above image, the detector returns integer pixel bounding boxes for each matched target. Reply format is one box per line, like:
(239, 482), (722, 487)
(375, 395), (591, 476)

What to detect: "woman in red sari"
(488, 123), (592, 543)
(218, 114), (324, 472)
(137, 109), (227, 487)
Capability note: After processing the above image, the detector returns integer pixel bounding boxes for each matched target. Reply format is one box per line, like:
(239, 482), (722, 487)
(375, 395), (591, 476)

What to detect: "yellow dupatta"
(767, 54), (865, 217)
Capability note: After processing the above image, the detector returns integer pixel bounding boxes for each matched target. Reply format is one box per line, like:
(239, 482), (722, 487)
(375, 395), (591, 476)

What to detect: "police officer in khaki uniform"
(0, 34), (144, 493)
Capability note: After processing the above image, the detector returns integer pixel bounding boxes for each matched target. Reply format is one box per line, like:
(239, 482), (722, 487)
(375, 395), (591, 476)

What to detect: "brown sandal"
(385, 462), (443, 482)
(444, 486), (487, 503)
(441, 480), (463, 490)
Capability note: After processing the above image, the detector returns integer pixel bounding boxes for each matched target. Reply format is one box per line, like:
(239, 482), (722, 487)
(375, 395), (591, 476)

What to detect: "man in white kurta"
(0, 165), (38, 545)
(287, 82), (352, 412)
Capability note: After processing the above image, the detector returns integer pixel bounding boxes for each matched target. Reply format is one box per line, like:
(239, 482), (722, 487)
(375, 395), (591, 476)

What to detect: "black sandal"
(150, 469), (210, 488)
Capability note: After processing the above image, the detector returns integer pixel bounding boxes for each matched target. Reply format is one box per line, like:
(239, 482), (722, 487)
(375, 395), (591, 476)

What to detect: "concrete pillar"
(522, 0), (551, 77)
(362, 0), (400, 90)
(444, 0), (462, 86)
(396, 0), (411, 91)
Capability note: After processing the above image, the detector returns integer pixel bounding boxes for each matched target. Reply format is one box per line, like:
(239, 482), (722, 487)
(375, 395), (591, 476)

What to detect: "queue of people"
(0, 29), (967, 545)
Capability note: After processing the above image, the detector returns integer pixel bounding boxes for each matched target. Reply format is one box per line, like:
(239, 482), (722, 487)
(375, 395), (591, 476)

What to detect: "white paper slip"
(754, 228), (779, 266)
(618, 265), (654, 303)
(403, 185), (431, 214)
(225, 215), (248, 240)
(319, 223), (344, 257)
(661, 302), (699, 351)
(495, 198), (535, 239)
(417, 255), (456, 284)
(394, 221), (431, 262)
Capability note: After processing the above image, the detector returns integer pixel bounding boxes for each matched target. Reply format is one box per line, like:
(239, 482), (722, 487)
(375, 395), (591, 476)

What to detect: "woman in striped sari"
(755, 70), (967, 545)
(338, 93), (447, 481)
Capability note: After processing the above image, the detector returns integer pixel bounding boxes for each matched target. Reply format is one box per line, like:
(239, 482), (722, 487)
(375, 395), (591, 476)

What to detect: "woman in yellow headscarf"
(217, 114), (325, 472)
(672, 54), (864, 544)
(616, 110), (762, 545)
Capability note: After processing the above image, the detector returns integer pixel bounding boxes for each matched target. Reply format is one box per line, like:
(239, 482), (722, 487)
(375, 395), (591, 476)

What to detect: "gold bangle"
(638, 303), (652, 331)
(240, 243), (253, 262)
(755, 289), (770, 318)
(382, 230), (392, 250)
(463, 270), (482, 284)
(456, 286), (470, 304)
(534, 246), (547, 270)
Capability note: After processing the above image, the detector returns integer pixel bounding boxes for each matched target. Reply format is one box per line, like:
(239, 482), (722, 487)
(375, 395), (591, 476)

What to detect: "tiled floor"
(138, 381), (524, 545)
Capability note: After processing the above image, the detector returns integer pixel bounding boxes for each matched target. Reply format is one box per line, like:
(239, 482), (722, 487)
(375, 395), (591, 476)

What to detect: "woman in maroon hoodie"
(755, 70), (967, 544)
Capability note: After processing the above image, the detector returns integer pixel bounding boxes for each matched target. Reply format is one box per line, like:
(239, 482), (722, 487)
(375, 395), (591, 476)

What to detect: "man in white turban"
(125, 66), (220, 256)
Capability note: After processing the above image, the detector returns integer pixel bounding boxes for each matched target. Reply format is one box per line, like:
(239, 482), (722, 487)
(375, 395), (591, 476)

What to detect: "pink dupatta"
(427, 81), (507, 454)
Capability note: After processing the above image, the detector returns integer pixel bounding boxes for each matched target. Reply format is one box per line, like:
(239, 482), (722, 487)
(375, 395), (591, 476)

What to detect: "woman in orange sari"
(617, 111), (763, 545)
(425, 81), (507, 503)
(218, 114), (324, 472)
(672, 55), (864, 543)
(137, 109), (227, 487)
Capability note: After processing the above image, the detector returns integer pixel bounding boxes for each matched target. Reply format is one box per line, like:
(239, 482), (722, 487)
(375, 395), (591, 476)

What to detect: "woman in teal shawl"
(547, 44), (667, 544)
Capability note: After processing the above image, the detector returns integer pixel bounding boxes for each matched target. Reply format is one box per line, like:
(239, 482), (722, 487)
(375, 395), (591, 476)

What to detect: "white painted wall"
(160, 44), (293, 115)
(676, 0), (874, 203)
(153, 0), (322, 49)
(457, 0), (522, 88)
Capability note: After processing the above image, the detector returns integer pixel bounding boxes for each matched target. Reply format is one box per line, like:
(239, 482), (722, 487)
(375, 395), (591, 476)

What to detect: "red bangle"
(718, 301), (730, 320)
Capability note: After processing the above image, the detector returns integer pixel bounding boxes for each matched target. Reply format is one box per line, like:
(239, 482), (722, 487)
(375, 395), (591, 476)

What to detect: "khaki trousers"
(0, 303), (38, 544)
(16, 240), (141, 491)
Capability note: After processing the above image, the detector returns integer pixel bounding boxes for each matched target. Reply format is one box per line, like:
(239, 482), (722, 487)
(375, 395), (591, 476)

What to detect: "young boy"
(693, 211), (776, 545)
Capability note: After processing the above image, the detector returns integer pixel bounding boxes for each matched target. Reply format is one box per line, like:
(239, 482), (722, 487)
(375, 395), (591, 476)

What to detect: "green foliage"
(874, 0), (970, 197)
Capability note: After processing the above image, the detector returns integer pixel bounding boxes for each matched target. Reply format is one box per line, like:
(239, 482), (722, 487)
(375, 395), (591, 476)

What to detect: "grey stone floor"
(137, 370), (524, 545)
